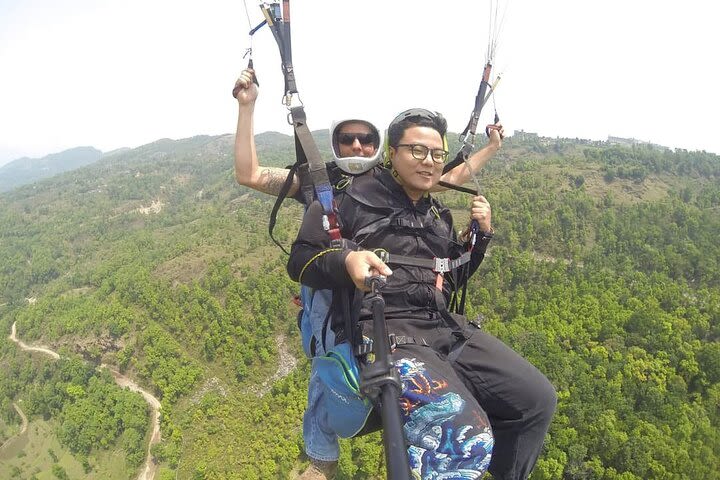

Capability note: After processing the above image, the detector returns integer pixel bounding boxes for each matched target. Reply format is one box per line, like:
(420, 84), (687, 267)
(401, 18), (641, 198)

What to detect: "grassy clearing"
(0, 417), (136, 480)
(0, 418), (21, 447)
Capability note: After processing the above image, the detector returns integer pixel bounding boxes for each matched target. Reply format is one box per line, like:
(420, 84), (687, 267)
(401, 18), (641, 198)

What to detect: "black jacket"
(287, 169), (491, 321)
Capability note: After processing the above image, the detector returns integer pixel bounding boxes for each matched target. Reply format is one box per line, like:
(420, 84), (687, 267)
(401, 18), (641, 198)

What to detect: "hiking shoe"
(297, 459), (338, 480)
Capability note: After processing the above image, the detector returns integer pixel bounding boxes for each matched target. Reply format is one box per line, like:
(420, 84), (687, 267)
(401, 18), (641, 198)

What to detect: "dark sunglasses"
(337, 132), (377, 146)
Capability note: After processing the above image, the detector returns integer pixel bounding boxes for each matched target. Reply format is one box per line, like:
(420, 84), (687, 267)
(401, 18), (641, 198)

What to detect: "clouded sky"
(0, 0), (717, 167)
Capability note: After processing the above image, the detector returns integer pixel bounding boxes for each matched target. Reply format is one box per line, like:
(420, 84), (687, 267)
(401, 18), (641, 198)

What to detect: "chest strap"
(374, 249), (473, 291)
(375, 250), (472, 274)
(353, 334), (430, 357)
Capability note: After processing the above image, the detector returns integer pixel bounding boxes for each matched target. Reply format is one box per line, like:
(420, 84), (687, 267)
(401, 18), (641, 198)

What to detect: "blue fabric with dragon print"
(395, 357), (494, 478)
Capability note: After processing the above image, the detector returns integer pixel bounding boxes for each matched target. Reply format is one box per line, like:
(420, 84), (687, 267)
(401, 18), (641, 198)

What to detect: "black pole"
(360, 277), (411, 480)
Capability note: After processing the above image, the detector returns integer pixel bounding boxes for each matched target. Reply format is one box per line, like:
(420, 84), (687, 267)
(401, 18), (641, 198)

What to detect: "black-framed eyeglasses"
(396, 144), (449, 163)
(337, 132), (378, 146)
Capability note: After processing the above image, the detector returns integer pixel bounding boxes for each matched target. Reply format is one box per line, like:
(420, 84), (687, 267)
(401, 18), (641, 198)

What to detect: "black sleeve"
(286, 200), (358, 289)
(465, 232), (492, 279)
(451, 228), (493, 288)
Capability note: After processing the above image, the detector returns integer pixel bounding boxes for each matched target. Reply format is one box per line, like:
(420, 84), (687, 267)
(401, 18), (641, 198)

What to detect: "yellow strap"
(298, 248), (342, 283)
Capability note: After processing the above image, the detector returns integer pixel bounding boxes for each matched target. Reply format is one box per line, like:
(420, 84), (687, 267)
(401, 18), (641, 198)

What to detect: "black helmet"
(386, 108), (448, 149)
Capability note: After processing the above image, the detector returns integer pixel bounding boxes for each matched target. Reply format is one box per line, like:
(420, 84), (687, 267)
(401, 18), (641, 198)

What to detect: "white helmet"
(329, 118), (383, 175)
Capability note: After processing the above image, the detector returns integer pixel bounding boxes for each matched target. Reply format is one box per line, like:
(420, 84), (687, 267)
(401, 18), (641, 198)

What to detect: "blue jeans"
(303, 365), (341, 461)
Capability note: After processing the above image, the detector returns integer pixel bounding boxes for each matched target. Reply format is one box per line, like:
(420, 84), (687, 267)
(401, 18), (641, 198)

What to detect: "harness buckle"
(284, 92), (304, 110)
(434, 257), (450, 273)
(460, 131), (476, 151)
(355, 342), (374, 356)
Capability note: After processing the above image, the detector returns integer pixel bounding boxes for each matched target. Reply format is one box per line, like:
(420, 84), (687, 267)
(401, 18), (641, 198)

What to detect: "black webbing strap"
(268, 162), (300, 254)
(340, 287), (364, 356)
(433, 289), (471, 363)
(267, 107), (339, 253)
(289, 107), (342, 242)
(379, 251), (473, 274)
(437, 180), (478, 196)
(389, 334), (429, 348)
(297, 163), (314, 206)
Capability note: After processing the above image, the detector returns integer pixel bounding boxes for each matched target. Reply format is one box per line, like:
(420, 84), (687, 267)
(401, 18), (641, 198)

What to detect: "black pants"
(450, 327), (557, 480)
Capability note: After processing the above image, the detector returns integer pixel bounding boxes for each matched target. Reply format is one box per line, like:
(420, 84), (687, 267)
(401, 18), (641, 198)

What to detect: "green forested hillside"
(0, 132), (718, 479)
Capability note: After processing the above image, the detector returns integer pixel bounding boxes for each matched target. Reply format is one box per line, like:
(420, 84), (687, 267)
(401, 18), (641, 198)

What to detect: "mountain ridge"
(0, 146), (103, 192)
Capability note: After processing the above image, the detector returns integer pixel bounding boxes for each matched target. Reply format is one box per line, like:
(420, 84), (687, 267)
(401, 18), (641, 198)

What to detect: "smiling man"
(288, 109), (556, 480)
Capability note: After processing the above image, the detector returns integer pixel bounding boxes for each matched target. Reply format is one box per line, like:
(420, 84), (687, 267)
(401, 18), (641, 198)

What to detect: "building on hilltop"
(514, 129), (538, 141)
(607, 135), (669, 150)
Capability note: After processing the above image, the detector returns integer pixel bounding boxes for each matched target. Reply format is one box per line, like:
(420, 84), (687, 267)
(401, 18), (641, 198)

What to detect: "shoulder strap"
(260, 1), (342, 250)
(268, 163), (300, 254)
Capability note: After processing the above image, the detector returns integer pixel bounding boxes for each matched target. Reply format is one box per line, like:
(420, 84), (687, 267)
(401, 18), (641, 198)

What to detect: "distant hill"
(0, 132), (313, 194)
(0, 146), (103, 192)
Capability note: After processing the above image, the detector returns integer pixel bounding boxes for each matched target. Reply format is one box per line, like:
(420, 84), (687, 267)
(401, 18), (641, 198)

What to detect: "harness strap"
(289, 106), (342, 242)
(296, 163), (314, 206)
(289, 108), (328, 202)
(353, 332), (431, 357)
(268, 162), (300, 254)
(262, 1), (344, 249)
(378, 250), (473, 274)
(338, 287), (363, 354)
(389, 334), (429, 349)
(433, 289), (471, 363)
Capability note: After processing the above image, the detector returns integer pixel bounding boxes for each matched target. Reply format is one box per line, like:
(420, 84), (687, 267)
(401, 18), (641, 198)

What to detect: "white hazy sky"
(1, 0), (717, 167)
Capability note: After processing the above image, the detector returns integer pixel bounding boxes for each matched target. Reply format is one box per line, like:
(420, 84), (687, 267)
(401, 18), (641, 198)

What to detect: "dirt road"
(9, 321), (59, 359)
(102, 364), (162, 480)
(8, 321), (161, 480)
(0, 402), (28, 453)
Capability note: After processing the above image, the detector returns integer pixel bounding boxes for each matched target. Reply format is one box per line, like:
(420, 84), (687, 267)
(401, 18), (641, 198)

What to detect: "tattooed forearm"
(260, 168), (293, 195)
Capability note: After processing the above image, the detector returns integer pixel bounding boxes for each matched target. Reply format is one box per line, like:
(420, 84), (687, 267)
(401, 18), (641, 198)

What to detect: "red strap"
(326, 211), (342, 241)
(435, 273), (444, 291)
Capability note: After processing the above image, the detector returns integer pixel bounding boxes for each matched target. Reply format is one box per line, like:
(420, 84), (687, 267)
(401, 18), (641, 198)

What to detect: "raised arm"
(436, 122), (504, 190)
(233, 68), (300, 197)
